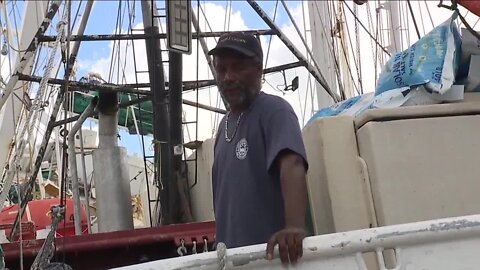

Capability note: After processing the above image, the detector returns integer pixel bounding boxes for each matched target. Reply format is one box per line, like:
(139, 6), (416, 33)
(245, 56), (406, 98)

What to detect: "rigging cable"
(301, 1), (314, 120)
(5, 4), (22, 268)
(354, 3), (363, 93)
(458, 10), (470, 28)
(107, 1), (123, 83)
(70, 0), (83, 33)
(326, 1), (350, 98)
(424, 0), (435, 29)
(263, 0), (278, 76)
(277, 1), (310, 120)
(121, 0), (153, 211)
(366, 1), (380, 88)
(376, 0), (386, 68)
(190, 0), (201, 189)
(340, 1), (362, 95)
(60, 1), (73, 264)
(386, 1), (400, 52)
(281, 0), (337, 100)
(7, 0), (26, 53)
(472, 17), (480, 29)
(31, 3), (82, 170)
(417, 1), (427, 36)
(313, 1), (346, 99)
(398, 1), (407, 48)
(197, 1), (223, 131)
(0, 1), (68, 213)
(199, 4), (218, 43)
(335, 15), (361, 96)
(342, 0), (391, 56)
(31, 1), (84, 190)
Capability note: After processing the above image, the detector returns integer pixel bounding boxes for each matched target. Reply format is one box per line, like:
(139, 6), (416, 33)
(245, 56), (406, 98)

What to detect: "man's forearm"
(279, 152), (308, 228)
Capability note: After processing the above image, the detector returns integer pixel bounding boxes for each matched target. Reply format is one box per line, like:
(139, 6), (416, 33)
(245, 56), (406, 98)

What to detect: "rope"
(0, 8), (68, 210)
(31, 206), (67, 270)
(216, 242), (227, 270)
(342, 0), (391, 57)
(42, 263), (73, 270)
(354, 4), (363, 93)
(424, 0), (435, 29)
(0, 244), (5, 270)
(437, 1), (480, 42)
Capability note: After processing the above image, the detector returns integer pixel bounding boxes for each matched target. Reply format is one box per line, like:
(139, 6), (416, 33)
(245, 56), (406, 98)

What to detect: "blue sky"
(7, 1), (479, 158)
(70, 1), (303, 157)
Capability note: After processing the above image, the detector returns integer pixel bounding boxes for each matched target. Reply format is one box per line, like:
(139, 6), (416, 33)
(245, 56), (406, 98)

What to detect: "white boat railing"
(113, 214), (480, 269)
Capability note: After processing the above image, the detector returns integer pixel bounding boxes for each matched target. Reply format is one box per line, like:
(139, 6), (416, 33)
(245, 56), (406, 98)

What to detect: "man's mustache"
(218, 82), (245, 91)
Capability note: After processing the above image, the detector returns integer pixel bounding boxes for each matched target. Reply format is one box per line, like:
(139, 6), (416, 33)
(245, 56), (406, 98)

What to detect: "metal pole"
(37, 29), (276, 42)
(141, 0), (173, 225)
(17, 73), (151, 95)
(78, 128), (93, 234)
(18, 63), (305, 93)
(182, 99), (226, 114)
(387, 1), (402, 54)
(10, 0), (94, 240)
(68, 98), (97, 235)
(247, 0), (340, 102)
(0, 0), (62, 110)
(169, 50), (193, 223)
(191, 12), (217, 80)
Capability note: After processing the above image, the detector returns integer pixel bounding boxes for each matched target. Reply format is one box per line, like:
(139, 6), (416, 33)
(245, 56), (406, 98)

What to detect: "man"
(209, 32), (309, 264)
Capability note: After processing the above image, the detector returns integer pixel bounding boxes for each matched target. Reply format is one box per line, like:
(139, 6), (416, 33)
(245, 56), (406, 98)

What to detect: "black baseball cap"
(208, 32), (263, 59)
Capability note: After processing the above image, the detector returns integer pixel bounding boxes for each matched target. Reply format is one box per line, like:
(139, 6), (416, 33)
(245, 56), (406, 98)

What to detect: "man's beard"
(218, 82), (251, 109)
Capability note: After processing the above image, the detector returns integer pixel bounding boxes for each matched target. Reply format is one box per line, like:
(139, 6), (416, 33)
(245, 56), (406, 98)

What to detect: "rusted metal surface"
(4, 221), (215, 270)
(37, 29), (277, 42)
(458, 0), (480, 17)
(115, 215), (480, 270)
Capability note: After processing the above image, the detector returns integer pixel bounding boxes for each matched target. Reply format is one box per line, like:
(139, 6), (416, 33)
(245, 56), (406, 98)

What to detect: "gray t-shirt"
(212, 92), (308, 248)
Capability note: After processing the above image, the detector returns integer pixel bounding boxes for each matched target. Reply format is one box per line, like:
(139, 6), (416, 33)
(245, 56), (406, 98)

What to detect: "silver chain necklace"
(225, 111), (244, 142)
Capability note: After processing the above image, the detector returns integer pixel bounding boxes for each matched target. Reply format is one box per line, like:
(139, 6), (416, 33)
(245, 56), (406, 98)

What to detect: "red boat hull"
(458, 0), (480, 18)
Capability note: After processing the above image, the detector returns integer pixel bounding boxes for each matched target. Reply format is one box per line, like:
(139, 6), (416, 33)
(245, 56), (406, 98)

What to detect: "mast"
(387, 1), (402, 54)
(307, 1), (338, 109)
(0, 1), (51, 189)
(337, 1), (355, 98)
(141, 0), (175, 225)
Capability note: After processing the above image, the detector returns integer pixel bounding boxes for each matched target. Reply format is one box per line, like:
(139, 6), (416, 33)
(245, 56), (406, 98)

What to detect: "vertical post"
(67, 98), (97, 235)
(169, 51), (193, 223)
(141, 0), (173, 225)
(337, 1), (354, 98)
(78, 128), (93, 233)
(169, 51), (182, 198)
(167, 0), (194, 223)
(93, 93), (134, 233)
(387, 1), (402, 54)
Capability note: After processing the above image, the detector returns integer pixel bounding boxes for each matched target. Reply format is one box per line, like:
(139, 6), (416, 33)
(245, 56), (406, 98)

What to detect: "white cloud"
(78, 1), (322, 146)
(78, 1), (480, 149)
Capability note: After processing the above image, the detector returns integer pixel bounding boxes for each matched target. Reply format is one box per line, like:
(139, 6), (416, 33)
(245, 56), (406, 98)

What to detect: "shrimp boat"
(0, 0), (479, 269)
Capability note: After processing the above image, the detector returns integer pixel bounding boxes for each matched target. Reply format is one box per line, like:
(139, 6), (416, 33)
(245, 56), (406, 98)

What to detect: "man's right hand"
(266, 227), (307, 264)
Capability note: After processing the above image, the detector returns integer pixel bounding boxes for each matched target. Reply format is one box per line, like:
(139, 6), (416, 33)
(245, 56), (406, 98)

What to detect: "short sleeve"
(264, 108), (308, 172)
